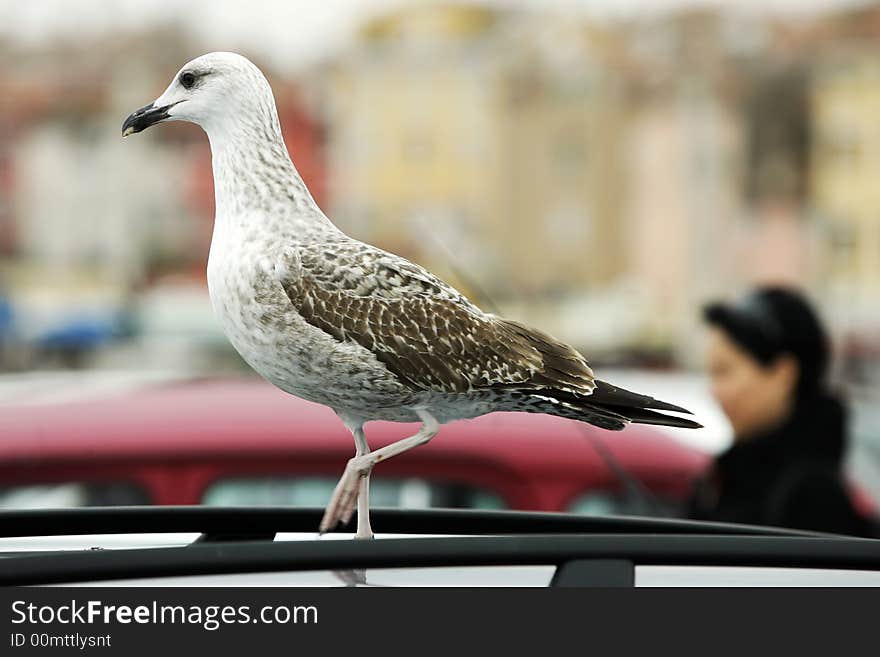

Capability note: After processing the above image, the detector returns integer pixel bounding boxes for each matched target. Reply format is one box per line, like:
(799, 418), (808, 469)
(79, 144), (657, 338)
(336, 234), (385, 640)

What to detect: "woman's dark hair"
(703, 287), (831, 398)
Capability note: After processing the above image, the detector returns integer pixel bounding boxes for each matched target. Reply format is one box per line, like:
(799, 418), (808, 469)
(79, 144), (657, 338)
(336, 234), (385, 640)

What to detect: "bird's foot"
(332, 568), (369, 587)
(355, 526), (374, 540)
(319, 456), (373, 534)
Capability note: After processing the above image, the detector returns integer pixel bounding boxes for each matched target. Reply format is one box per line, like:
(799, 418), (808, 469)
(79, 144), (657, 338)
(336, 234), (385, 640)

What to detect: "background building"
(0, 1), (878, 383)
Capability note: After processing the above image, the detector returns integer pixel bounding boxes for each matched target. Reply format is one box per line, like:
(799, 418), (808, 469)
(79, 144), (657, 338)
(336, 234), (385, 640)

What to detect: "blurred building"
(623, 11), (749, 362)
(325, 5), (638, 351)
(803, 5), (880, 384)
(325, 6), (503, 289)
(811, 49), (880, 327)
(0, 26), (326, 364)
(2, 1), (880, 378)
(493, 18), (631, 299)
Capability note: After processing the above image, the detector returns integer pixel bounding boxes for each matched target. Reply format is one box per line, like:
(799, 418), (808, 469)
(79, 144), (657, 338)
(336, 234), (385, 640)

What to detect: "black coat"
(686, 395), (874, 537)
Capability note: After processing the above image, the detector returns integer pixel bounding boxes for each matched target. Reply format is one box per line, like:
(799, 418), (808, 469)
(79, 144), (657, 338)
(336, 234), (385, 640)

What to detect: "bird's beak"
(121, 102), (175, 137)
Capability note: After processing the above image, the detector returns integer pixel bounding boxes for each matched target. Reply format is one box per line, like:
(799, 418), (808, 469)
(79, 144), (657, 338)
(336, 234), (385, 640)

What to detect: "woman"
(688, 287), (872, 536)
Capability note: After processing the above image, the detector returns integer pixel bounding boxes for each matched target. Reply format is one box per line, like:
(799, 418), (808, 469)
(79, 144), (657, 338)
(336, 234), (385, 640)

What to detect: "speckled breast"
(205, 247), (418, 416)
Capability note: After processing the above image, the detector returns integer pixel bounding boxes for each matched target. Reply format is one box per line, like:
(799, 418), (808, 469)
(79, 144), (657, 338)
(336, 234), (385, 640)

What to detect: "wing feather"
(277, 240), (596, 396)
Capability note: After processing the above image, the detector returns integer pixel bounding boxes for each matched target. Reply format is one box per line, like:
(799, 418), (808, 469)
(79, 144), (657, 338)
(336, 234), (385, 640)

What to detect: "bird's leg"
(320, 409), (439, 535)
(352, 426), (373, 540)
(329, 425), (372, 585)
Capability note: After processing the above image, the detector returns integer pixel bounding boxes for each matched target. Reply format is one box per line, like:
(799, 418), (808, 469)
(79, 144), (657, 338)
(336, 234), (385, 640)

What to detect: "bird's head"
(122, 52), (276, 138)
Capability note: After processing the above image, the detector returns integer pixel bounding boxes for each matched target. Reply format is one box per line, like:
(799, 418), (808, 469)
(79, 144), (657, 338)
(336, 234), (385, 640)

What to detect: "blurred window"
(0, 482), (150, 509)
(553, 135), (587, 174)
(566, 490), (682, 517)
(402, 134), (435, 162)
(203, 476), (506, 510)
(831, 223), (856, 253)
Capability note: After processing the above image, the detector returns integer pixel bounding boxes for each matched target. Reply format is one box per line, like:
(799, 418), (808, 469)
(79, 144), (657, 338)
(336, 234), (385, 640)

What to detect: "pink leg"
(320, 410), (439, 535)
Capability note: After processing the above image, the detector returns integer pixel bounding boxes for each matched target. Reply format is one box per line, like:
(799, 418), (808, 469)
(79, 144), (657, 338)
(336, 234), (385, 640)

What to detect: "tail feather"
(588, 404), (703, 429)
(589, 379), (694, 415)
(525, 396), (630, 431)
(527, 380), (702, 430)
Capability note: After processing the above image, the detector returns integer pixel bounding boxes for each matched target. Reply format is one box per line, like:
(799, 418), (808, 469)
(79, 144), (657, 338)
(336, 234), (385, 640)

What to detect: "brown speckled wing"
(278, 241), (596, 396)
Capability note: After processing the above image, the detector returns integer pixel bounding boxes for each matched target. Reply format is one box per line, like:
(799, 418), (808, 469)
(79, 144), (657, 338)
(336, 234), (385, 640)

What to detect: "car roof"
(1, 507), (876, 587)
(0, 376), (707, 476)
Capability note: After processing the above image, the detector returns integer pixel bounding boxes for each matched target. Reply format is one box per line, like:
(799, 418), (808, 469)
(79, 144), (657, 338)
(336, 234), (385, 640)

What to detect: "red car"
(0, 376), (708, 517)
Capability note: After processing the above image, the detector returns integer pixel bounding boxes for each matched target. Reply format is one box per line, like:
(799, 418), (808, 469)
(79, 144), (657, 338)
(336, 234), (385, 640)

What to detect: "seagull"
(123, 52), (700, 539)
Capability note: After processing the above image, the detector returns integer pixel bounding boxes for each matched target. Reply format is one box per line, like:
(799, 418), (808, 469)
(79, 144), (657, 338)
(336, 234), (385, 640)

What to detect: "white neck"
(204, 106), (337, 240)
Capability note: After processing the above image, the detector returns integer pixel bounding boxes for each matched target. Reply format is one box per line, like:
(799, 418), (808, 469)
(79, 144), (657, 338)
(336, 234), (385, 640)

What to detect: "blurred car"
(1, 376), (877, 590)
(0, 376), (710, 518)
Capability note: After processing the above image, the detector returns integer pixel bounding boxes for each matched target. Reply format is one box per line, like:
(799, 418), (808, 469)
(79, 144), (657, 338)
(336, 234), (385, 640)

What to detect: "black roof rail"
(2, 534), (880, 586)
(0, 506), (832, 541)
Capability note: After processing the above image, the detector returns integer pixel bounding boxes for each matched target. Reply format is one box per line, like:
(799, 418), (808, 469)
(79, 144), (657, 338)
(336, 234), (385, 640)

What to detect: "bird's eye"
(180, 72), (196, 89)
